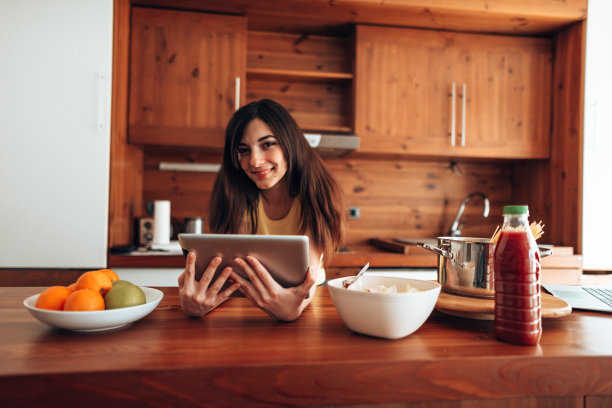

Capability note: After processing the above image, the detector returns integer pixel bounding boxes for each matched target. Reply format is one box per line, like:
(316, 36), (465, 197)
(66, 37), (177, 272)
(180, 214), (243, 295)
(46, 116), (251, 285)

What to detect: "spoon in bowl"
(342, 262), (370, 289)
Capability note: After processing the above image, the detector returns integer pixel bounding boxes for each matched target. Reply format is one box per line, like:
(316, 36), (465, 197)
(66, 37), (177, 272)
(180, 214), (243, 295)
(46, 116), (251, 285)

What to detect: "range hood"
(303, 133), (359, 158)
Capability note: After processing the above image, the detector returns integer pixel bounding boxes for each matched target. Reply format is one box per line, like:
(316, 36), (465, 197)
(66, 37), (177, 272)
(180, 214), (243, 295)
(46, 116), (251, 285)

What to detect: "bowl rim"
(23, 286), (163, 315)
(327, 276), (441, 298)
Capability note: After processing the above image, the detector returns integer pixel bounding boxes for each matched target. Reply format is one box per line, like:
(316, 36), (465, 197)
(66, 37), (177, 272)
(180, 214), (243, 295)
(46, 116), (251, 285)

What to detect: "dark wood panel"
(141, 149), (513, 246)
(328, 159), (513, 244)
(395, 397), (583, 408)
(355, 25), (552, 159)
(247, 31), (352, 73)
(514, 21), (584, 251)
(131, 0), (587, 36)
(0, 269), (86, 287)
(587, 396), (612, 408)
(141, 148), (222, 230)
(128, 7), (247, 143)
(549, 22), (584, 251)
(246, 78), (352, 131)
(108, 0), (144, 248)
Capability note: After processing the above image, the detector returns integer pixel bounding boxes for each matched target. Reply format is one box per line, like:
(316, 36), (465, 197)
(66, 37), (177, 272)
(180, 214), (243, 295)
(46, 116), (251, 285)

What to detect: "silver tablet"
(178, 233), (310, 288)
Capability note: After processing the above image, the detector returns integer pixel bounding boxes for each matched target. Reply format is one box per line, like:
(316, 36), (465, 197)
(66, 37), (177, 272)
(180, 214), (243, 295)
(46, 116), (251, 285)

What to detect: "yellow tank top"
(256, 197), (325, 285)
(256, 196), (301, 236)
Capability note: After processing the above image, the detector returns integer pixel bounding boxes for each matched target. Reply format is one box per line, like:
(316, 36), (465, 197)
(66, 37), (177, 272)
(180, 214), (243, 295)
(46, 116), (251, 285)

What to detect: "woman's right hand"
(177, 252), (240, 317)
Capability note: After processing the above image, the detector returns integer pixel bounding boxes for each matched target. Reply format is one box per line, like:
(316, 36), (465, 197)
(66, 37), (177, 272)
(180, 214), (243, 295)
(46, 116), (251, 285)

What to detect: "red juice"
(494, 230), (542, 345)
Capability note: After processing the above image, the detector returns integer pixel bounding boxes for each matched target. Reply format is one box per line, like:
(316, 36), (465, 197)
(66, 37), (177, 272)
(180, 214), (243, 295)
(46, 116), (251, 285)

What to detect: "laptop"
(543, 284), (612, 313)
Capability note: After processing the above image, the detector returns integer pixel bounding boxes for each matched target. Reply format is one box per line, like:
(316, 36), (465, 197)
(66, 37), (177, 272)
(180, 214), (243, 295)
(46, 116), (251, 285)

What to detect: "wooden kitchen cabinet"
(355, 25), (552, 159)
(246, 30), (354, 133)
(128, 7), (247, 148)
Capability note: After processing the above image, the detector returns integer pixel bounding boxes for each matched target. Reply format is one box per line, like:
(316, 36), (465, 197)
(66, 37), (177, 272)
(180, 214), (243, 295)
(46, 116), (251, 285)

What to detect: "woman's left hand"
(230, 256), (318, 321)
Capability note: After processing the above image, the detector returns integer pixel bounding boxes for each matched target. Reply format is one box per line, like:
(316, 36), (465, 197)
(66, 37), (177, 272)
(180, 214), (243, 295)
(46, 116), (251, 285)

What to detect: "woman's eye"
(262, 141), (276, 148)
(237, 147), (249, 155)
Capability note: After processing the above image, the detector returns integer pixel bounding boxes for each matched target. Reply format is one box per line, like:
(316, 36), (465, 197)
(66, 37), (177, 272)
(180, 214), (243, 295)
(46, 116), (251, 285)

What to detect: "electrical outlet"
(348, 207), (360, 220)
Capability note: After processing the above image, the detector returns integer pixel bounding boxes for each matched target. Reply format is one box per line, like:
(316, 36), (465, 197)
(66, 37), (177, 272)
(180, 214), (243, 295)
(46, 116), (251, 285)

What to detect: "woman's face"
(238, 118), (288, 191)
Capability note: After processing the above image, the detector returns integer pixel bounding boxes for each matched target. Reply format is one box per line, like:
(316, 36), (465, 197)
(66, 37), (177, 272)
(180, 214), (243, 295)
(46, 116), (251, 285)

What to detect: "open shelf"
(247, 68), (353, 82)
(247, 30), (354, 133)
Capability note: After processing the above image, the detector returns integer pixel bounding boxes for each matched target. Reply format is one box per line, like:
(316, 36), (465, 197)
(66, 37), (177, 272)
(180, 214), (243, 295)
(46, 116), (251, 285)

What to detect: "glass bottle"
(493, 205), (542, 345)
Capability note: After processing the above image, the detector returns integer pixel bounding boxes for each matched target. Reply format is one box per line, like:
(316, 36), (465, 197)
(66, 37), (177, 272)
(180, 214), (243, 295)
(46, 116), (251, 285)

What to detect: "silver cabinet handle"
(451, 82), (456, 147)
(235, 76), (241, 111)
(461, 82), (466, 147)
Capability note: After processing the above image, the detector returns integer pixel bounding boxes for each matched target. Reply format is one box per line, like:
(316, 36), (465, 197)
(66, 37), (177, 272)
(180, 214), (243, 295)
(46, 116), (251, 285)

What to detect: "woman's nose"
(250, 149), (265, 167)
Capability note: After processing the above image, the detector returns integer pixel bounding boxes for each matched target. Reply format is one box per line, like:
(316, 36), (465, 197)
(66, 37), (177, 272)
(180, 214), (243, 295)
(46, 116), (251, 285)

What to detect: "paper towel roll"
(153, 200), (171, 245)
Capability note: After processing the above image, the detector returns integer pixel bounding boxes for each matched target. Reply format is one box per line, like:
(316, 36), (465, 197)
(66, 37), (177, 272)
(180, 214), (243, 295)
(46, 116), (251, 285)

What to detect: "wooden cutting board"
(369, 238), (411, 254)
(435, 291), (572, 320)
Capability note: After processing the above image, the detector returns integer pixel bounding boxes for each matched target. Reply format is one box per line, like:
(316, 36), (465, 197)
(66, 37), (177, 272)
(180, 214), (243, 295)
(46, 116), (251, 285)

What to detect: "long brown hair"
(209, 99), (345, 265)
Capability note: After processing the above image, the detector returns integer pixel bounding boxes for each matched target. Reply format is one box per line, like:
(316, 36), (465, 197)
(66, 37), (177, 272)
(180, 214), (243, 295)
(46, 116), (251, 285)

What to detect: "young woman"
(178, 99), (345, 321)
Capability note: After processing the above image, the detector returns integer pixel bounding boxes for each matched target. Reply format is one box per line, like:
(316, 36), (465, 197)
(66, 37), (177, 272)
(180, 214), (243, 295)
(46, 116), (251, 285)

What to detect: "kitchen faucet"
(447, 192), (490, 237)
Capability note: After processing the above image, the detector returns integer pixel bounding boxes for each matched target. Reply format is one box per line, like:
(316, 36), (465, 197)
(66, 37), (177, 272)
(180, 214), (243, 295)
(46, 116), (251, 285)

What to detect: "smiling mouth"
(253, 168), (272, 179)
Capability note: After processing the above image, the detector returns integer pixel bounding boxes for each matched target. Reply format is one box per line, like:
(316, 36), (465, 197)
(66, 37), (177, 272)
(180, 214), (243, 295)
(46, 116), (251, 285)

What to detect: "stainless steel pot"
(417, 237), (552, 299)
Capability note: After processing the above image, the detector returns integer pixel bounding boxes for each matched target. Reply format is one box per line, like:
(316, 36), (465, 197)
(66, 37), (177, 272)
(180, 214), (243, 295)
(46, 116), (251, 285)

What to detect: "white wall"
(582, 0), (612, 270)
(0, 1), (113, 268)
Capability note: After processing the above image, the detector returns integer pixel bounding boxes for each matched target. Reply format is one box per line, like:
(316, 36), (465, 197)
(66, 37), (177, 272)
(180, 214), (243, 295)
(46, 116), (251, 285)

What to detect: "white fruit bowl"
(327, 276), (441, 340)
(23, 287), (163, 332)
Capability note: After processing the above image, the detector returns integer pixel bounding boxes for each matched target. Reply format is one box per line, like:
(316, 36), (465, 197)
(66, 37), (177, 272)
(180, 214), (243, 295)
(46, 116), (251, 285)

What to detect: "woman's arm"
(230, 246), (322, 321)
(178, 252), (241, 317)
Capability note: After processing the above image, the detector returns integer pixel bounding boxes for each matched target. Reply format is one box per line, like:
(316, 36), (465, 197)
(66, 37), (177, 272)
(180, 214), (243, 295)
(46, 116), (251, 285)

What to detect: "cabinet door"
(355, 25), (454, 156)
(355, 25), (552, 159)
(129, 8), (247, 148)
(455, 34), (552, 158)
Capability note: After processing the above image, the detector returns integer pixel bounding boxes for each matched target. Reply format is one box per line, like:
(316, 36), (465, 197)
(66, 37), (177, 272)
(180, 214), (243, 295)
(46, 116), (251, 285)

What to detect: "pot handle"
(539, 247), (553, 257)
(416, 242), (454, 259)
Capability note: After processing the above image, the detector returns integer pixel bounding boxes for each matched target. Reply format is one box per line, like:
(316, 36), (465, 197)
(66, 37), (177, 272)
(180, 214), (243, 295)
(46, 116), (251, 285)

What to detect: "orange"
(67, 282), (78, 291)
(75, 271), (113, 295)
(97, 268), (119, 282)
(35, 286), (73, 310)
(63, 289), (105, 311)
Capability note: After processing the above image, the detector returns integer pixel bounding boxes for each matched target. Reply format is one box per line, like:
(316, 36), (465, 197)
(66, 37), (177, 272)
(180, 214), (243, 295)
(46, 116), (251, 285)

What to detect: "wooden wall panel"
(246, 78), (352, 132)
(142, 149), (513, 246)
(142, 148), (222, 235)
(129, 8), (247, 132)
(246, 30), (353, 133)
(328, 158), (513, 244)
(550, 22), (585, 252)
(133, 0), (587, 36)
(514, 21), (584, 252)
(108, 0), (144, 248)
(247, 31), (352, 73)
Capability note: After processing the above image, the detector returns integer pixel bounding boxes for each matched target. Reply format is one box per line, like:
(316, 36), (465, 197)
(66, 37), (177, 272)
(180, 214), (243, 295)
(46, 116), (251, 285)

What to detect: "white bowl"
(327, 276), (441, 340)
(23, 287), (163, 332)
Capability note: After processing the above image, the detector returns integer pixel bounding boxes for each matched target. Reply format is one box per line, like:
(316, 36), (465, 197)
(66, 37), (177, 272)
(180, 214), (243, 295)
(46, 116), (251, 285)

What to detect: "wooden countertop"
(1, 287), (610, 407)
(108, 244), (438, 268)
(108, 243), (581, 270)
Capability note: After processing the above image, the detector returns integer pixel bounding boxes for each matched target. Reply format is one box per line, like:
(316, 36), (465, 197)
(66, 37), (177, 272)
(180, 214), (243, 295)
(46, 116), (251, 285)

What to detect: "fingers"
(297, 265), (318, 296)
(179, 252), (197, 291)
(208, 266), (233, 294)
(197, 256), (222, 289)
(178, 253), (243, 317)
(222, 282), (241, 298)
(238, 256), (277, 293)
(229, 269), (256, 298)
(229, 269), (250, 286)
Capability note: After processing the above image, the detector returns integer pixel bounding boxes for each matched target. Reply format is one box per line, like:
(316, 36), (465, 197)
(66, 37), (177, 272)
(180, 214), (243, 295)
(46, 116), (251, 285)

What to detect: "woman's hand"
(178, 252), (240, 317)
(230, 256), (318, 321)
